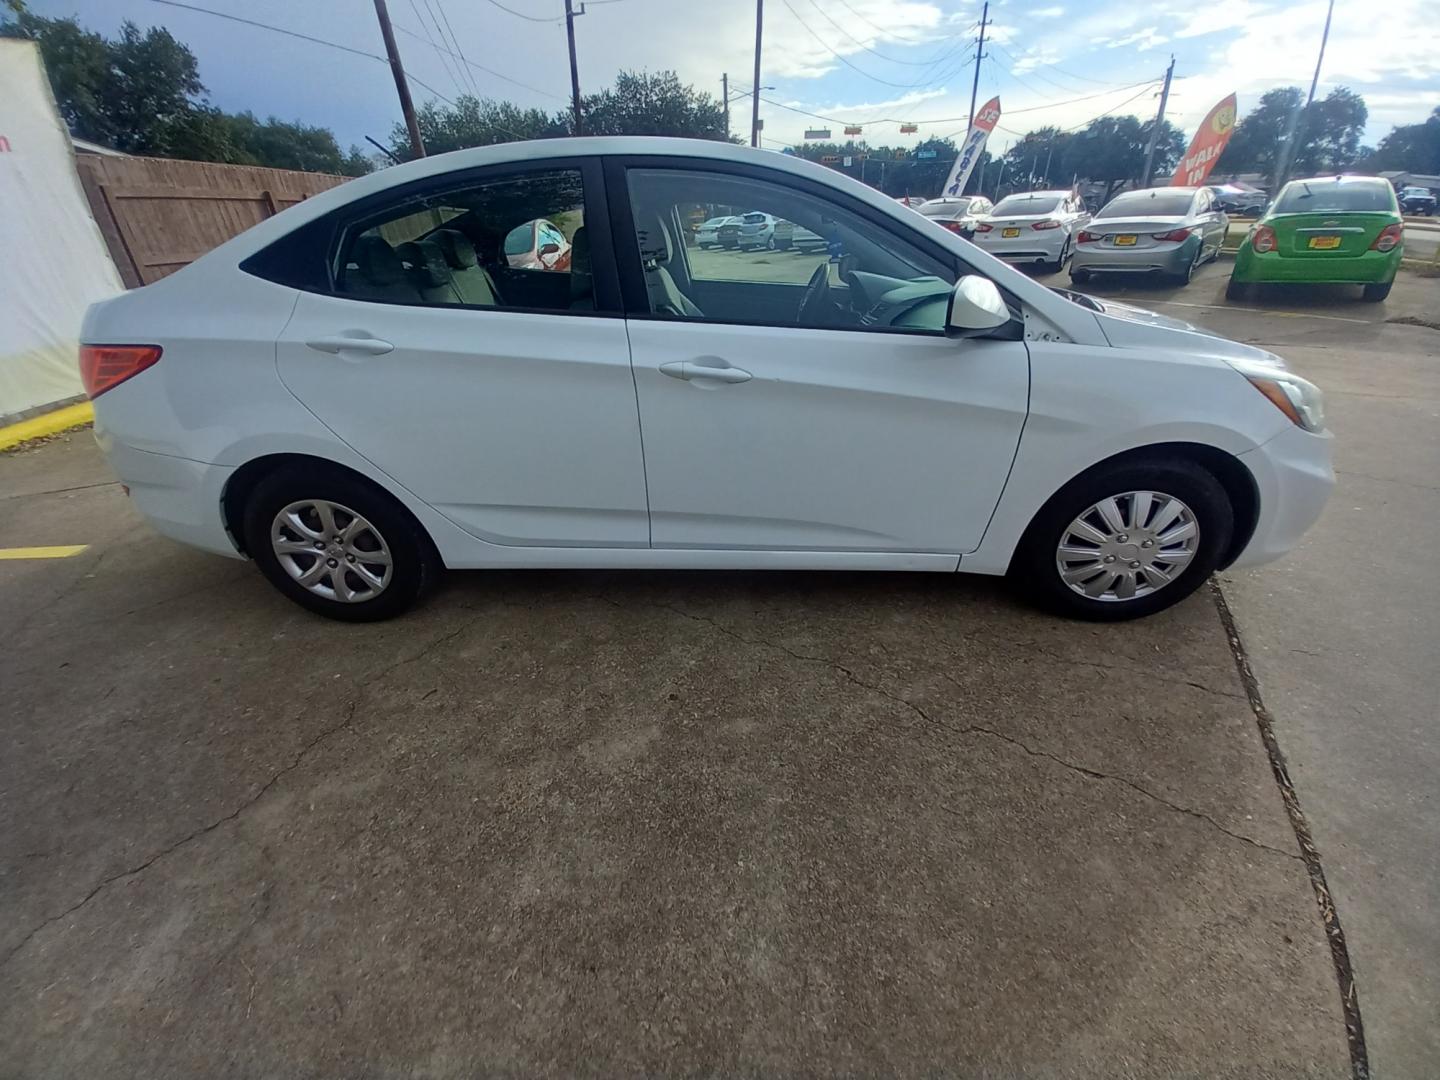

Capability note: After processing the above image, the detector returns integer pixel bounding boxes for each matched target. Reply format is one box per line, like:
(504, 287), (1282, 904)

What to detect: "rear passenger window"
(335, 168), (593, 312)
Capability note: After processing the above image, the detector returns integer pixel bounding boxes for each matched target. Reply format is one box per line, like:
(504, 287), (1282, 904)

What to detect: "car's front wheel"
(1013, 457), (1234, 621)
(243, 464), (439, 621)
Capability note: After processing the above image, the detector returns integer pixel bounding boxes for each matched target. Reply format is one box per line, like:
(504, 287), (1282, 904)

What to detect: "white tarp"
(0, 39), (123, 420)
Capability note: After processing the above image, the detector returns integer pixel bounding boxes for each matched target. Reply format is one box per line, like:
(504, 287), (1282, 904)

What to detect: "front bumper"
(1071, 236), (1198, 276)
(94, 427), (242, 559)
(1229, 423), (1335, 569)
(1233, 246), (1401, 285)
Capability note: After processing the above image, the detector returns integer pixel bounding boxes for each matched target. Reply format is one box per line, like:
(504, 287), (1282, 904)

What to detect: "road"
(2, 260), (1435, 1076)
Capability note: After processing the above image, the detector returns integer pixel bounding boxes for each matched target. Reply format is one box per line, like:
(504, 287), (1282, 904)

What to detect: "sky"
(27, 0), (1440, 161)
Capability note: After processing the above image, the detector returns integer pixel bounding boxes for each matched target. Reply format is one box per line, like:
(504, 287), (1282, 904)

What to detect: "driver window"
(625, 167), (959, 333)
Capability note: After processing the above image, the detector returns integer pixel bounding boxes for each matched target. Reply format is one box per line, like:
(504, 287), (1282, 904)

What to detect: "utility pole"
(750, 0), (764, 147)
(373, 0), (424, 158)
(1140, 55), (1175, 187)
(564, 0), (584, 135)
(722, 73), (730, 140)
(1274, 0), (1335, 191)
(967, 1), (989, 130)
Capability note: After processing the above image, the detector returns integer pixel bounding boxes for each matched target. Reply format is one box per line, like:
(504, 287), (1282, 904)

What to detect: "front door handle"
(659, 361), (752, 384)
(306, 334), (394, 356)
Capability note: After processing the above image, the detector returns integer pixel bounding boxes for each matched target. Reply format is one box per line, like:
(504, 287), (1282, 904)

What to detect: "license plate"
(1308, 235), (1341, 250)
(1114, 234), (1138, 246)
(1002, 227), (1020, 238)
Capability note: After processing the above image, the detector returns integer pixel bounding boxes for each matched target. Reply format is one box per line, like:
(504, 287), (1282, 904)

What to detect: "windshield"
(1274, 181), (1393, 214)
(992, 194), (1060, 216)
(1099, 191), (1194, 218)
(920, 199), (971, 217)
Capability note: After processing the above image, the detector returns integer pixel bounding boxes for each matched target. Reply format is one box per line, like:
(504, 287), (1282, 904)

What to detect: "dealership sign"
(941, 96), (1001, 197)
(804, 128), (831, 140)
(844, 125), (862, 135)
(1171, 93), (1237, 187)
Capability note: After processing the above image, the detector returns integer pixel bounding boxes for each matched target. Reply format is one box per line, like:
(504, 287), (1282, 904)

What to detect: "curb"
(0, 402), (95, 452)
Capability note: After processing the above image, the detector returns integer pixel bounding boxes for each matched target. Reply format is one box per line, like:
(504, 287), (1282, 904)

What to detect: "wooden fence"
(75, 155), (351, 288)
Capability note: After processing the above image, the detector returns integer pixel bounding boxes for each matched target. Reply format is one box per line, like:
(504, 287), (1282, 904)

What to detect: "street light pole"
(967, 1), (988, 131)
(1140, 55), (1175, 187)
(564, 0), (584, 135)
(1274, 0), (1335, 190)
(722, 72), (730, 140)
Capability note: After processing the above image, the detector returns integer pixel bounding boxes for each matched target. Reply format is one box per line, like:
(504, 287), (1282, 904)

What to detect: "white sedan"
(971, 189), (1091, 271)
(81, 137), (1333, 622)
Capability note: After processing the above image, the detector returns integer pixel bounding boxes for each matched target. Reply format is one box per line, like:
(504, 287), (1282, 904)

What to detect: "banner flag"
(1170, 93), (1238, 187)
(942, 96), (1000, 197)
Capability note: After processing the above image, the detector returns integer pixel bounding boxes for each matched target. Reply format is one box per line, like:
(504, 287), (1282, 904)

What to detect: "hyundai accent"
(81, 138), (1333, 622)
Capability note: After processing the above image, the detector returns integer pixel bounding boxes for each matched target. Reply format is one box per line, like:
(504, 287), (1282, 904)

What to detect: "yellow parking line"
(0, 402), (95, 451)
(0, 545), (90, 560)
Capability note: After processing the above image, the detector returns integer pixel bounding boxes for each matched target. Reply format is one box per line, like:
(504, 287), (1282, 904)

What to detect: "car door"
(274, 159), (650, 548)
(610, 158), (1030, 554)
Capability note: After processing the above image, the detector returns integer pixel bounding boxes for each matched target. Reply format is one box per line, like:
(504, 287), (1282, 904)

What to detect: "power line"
(776, 0), (966, 91)
(432, 0), (481, 95)
(797, 0), (964, 66)
(408, 0), (466, 97)
(392, 24), (566, 100)
(480, 0), (564, 23)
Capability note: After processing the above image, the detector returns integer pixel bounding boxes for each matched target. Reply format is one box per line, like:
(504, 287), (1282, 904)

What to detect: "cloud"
(1102, 28), (1169, 50)
(1031, 6), (1066, 17)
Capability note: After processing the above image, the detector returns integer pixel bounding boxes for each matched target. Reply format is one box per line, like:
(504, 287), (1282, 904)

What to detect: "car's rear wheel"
(1173, 247), (1199, 286)
(1362, 281), (1393, 302)
(1224, 275), (1252, 301)
(1070, 267), (1092, 285)
(243, 465), (439, 621)
(1013, 457), (1233, 621)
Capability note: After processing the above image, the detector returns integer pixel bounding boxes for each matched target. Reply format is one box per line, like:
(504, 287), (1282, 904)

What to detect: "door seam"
(622, 317), (654, 547)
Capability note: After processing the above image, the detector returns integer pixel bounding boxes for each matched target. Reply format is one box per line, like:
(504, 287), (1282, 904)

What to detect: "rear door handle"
(306, 335), (394, 356)
(659, 361), (752, 384)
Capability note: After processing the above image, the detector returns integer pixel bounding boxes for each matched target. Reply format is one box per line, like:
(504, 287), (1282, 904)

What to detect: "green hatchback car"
(1227, 176), (1404, 302)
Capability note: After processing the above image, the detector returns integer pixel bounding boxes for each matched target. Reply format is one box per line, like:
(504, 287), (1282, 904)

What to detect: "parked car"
(773, 219), (828, 251)
(696, 215), (743, 249)
(1227, 175), (1403, 303)
(737, 211), (779, 250)
(971, 190), (1091, 271)
(916, 195), (994, 238)
(81, 137), (1332, 623)
(1071, 186), (1228, 285)
(1397, 186), (1437, 215)
(503, 217), (571, 270)
(1211, 187), (1268, 216)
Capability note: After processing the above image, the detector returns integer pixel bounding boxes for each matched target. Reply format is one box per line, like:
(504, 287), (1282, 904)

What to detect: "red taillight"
(1252, 224), (1278, 254)
(941, 220), (965, 233)
(1371, 223), (1403, 252)
(79, 345), (162, 398)
(974, 222), (993, 233)
(1077, 230), (1100, 244)
(1152, 228), (1192, 242)
(1031, 219), (1061, 230)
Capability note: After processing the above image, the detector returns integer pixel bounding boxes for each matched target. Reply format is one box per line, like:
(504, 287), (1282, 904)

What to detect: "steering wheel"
(796, 262), (832, 325)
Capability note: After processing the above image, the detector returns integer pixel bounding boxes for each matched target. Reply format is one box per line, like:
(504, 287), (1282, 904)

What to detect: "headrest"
(634, 214), (672, 266)
(431, 229), (478, 270)
(396, 239), (453, 289)
(352, 235), (404, 286)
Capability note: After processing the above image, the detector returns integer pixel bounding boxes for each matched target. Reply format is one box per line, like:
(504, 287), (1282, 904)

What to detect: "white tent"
(0, 39), (123, 422)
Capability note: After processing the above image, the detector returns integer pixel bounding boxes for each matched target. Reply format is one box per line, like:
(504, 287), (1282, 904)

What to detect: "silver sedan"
(1070, 187), (1228, 286)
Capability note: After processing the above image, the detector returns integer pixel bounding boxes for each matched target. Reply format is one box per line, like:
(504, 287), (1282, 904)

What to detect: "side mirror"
(947, 275), (1012, 338)
(539, 242), (561, 258)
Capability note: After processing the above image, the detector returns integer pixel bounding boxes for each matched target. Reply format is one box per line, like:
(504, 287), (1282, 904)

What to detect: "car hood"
(1087, 296), (1288, 369)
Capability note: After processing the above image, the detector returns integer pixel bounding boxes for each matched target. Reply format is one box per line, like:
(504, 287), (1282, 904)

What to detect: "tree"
(389, 96), (565, 160)
(578, 70), (729, 140)
(1002, 127), (1074, 191)
(1363, 106), (1440, 174)
(1061, 115), (1183, 202)
(1217, 86), (1369, 183)
(1216, 87), (1301, 177)
(2, 8), (370, 174)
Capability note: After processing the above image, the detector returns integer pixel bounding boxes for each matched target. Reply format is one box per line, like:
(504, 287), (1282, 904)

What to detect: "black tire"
(1069, 267), (1093, 285)
(1172, 247), (1199, 286)
(1011, 457), (1234, 622)
(1361, 281), (1393, 302)
(243, 464), (440, 622)
(1224, 275), (1251, 301)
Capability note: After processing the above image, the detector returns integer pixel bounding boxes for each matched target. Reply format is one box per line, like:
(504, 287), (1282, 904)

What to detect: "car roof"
(1113, 186), (1200, 196)
(999, 189), (1071, 199)
(1282, 175), (1388, 189)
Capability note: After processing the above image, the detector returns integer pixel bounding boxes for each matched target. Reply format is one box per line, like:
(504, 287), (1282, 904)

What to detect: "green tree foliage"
(1362, 106), (1440, 174)
(388, 70), (730, 160)
(1, 9), (372, 174)
(1217, 86), (1369, 183)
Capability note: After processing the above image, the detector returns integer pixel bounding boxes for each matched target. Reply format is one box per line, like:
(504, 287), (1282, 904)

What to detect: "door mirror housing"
(539, 242), (561, 258)
(947, 275), (1012, 338)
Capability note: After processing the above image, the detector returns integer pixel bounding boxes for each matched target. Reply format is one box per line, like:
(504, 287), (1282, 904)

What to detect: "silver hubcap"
(1055, 490), (1200, 602)
(271, 499), (393, 603)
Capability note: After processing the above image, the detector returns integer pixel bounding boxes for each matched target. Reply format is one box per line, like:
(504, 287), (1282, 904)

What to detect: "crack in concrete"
(0, 480), (120, 501)
(1, 612), (486, 970)
(603, 594), (1295, 861)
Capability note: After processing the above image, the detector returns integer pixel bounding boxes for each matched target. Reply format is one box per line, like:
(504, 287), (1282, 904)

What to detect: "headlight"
(1228, 357), (1326, 432)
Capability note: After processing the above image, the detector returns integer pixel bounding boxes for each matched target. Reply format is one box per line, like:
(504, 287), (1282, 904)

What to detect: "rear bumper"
(972, 229), (1068, 263)
(93, 426), (242, 559)
(1233, 247), (1401, 284)
(1229, 424), (1334, 570)
(1071, 237), (1196, 276)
